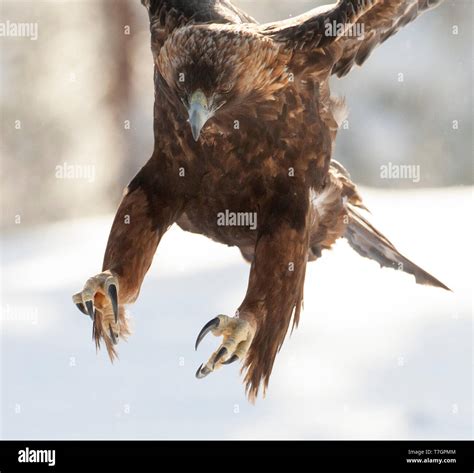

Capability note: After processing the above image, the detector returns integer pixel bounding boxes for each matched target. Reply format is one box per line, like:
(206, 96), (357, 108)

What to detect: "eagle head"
(154, 25), (289, 141)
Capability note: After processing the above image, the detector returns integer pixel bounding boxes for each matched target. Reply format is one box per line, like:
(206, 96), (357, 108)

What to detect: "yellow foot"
(195, 314), (255, 379)
(72, 270), (130, 359)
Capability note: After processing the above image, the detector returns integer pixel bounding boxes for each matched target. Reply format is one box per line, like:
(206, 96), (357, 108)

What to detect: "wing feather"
(345, 205), (450, 290)
(259, 0), (443, 77)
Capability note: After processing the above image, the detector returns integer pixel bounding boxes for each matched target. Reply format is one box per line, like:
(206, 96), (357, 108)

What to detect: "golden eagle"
(73, 0), (447, 400)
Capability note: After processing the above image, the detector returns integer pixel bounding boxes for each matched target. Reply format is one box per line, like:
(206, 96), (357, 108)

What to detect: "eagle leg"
(72, 163), (179, 360)
(195, 314), (256, 379)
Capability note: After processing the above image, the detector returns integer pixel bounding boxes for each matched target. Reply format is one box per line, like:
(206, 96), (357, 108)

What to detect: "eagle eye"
(220, 83), (233, 95)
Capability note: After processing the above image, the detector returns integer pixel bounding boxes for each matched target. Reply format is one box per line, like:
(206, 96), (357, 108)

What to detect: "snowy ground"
(0, 187), (472, 440)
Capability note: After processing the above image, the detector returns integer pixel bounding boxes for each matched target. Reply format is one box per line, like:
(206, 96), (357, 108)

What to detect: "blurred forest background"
(0, 0), (472, 229)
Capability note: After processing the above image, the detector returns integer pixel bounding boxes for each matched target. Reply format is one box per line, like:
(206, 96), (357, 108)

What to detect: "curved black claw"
(85, 300), (95, 321)
(109, 324), (118, 345)
(76, 303), (88, 316)
(195, 317), (220, 351)
(222, 354), (239, 366)
(108, 284), (119, 324)
(92, 313), (98, 340)
(195, 363), (212, 379)
(212, 346), (228, 368)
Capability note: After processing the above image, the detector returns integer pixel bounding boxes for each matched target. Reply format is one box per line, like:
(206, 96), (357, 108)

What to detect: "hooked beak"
(187, 90), (213, 141)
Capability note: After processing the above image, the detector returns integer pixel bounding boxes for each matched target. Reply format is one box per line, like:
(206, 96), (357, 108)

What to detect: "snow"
(0, 187), (472, 439)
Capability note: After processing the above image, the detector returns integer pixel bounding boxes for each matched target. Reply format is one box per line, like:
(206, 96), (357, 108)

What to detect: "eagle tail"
(344, 205), (450, 291)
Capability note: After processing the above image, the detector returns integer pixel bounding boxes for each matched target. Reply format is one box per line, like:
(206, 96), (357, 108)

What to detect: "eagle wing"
(259, 0), (443, 77)
(141, 0), (257, 53)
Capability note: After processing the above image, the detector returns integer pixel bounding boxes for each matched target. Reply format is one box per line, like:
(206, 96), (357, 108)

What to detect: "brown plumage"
(73, 0), (447, 400)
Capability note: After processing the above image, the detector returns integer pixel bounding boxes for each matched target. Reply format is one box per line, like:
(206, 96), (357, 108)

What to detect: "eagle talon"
(195, 315), (255, 377)
(212, 346), (228, 368)
(107, 284), (119, 324)
(75, 302), (88, 316)
(195, 363), (212, 379)
(195, 317), (220, 350)
(73, 271), (128, 358)
(85, 300), (95, 320)
(222, 354), (239, 365)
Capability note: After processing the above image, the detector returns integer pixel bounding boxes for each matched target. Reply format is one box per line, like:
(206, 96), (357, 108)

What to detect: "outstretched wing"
(141, 0), (257, 53)
(259, 0), (443, 77)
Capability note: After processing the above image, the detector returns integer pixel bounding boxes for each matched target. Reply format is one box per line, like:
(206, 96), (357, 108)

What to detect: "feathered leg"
(195, 189), (311, 400)
(73, 163), (181, 359)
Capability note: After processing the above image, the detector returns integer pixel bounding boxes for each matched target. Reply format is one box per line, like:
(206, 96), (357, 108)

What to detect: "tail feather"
(345, 205), (451, 291)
